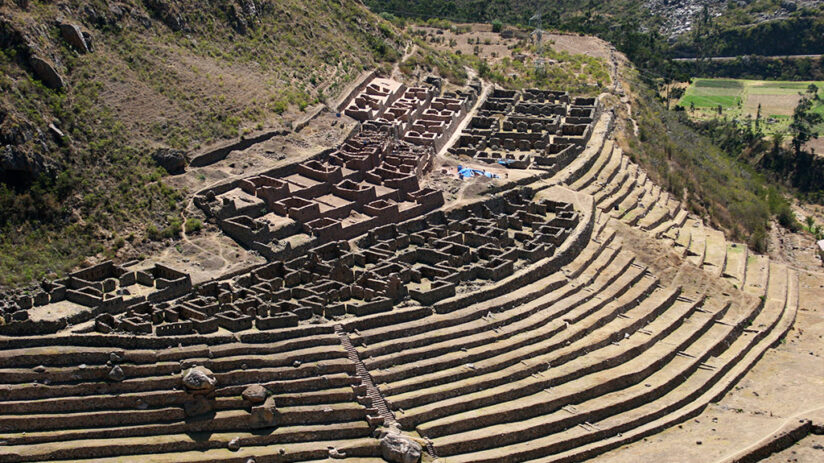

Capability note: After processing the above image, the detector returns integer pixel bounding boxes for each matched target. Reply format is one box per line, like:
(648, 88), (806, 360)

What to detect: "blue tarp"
(457, 165), (499, 179)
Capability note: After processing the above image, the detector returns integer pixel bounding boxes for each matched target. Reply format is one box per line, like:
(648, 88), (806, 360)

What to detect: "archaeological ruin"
(0, 75), (799, 463)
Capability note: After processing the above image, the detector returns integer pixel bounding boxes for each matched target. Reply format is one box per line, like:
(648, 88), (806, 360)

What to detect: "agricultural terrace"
(678, 78), (824, 137)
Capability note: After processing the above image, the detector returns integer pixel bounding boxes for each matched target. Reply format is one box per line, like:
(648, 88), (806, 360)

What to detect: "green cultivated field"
(678, 78), (824, 135)
(679, 79), (744, 110)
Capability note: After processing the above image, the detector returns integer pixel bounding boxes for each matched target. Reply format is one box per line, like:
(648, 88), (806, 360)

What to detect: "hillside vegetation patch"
(0, 0), (402, 286)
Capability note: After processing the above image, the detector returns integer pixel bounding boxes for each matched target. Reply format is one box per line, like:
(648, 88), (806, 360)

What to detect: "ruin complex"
(0, 75), (798, 463)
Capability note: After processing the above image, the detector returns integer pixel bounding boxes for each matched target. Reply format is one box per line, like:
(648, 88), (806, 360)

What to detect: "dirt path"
(392, 41), (418, 82)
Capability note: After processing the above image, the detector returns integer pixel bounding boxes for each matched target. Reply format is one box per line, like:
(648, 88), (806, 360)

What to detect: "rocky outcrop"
(144, 0), (186, 31)
(59, 23), (90, 53)
(0, 145), (51, 180)
(151, 148), (187, 174)
(225, 1), (259, 34)
(29, 56), (65, 90)
(1, 15), (66, 90)
(380, 431), (422, 463)
(82, 3), (128, 29)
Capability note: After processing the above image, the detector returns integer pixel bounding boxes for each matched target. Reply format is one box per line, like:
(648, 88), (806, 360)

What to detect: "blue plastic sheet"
(457, 165), (499, 179)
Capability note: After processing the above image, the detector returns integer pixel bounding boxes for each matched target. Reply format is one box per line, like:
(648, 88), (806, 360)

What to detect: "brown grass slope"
(0, 0), (402, 286)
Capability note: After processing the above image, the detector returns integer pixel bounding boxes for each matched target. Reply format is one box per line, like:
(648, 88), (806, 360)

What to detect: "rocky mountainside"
(0, 0), (402, 285)
(646, 0), (824, 39)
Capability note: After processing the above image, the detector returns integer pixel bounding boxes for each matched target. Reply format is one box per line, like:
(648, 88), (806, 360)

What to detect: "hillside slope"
(0, 0), (402, 285)
(368, 0), (824, 59)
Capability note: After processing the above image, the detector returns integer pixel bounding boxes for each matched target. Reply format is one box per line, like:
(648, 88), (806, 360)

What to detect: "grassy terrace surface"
(0, 0), (402, 286)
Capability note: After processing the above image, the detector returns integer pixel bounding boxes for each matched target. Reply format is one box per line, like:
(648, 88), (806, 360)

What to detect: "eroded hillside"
(0, 0), (402, 285)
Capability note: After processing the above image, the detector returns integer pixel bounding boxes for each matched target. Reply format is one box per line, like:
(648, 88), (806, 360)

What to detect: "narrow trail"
(174, 192), (226, 267)
(608, 46), (639, 138)
(391, 41), (418, 82)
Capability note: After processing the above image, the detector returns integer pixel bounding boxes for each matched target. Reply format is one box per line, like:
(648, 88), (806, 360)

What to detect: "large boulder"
(144, 0), (186, 31)
(59, 23), (89, 53)
(181, 366), (216, 393)
(151, 148), (186, 174)
(107, 365), (125, 382)
(242, 384), (269, 404)
(380, 431), (422, 463)
(29, 56), (64, 90)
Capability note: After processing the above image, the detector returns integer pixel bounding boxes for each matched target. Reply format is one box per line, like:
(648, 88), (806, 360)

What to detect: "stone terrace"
(0, 78), (799, 463)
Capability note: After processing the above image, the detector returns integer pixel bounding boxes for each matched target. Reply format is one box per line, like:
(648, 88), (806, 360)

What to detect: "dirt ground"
(804, 137), (824, 157)
(543, 32), (612, 61)
(411, 24), (521, 64)
(411, 23), (611, 64)
(743, 93), (803, 117)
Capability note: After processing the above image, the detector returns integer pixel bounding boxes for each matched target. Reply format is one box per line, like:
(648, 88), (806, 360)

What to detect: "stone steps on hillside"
(433, 267), (792, 463)
(571, 140), (615, 191)
(701, 228), (727, 276)
(525, 272), (796, 463)
(384, 257), (656, 412)
(400, 288), (698, 436)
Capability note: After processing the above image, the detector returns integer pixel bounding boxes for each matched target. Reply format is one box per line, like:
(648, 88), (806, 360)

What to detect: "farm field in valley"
(678, 78), (824, 136)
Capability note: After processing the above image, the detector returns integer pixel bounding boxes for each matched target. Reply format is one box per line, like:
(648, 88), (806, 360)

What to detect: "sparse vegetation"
(405, 30), (610, 96)
(0, 0), (403, 286)
(626, 68), (789, 247)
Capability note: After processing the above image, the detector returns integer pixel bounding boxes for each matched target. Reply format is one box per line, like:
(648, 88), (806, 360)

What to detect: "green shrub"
(749, 226), (768, 253)
(163, 217), (183, 238)
(272, 99), (288, 115)
(185, 218), (203, 234)
(146, 224), (162, 241)
(492, 20), (503, 33)
(776, 206), (799, 232)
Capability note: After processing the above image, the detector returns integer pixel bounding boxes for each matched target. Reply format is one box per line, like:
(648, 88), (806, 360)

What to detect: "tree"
(755, 103), (761, 129)
(478, 59), (490, 78)
(491, 20), (503, 33)
(789, 84), (824, 156)
(808, 83), (820, 100)
(772, 131), (785, 153)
